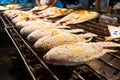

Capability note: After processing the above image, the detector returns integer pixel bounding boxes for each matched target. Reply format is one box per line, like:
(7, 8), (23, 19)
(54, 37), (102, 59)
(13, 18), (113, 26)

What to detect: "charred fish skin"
(43, 42), (120, 66)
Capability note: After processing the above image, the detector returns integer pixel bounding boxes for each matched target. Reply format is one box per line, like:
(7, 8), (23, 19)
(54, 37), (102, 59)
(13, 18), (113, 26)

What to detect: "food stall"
(0, 0), (120, 80)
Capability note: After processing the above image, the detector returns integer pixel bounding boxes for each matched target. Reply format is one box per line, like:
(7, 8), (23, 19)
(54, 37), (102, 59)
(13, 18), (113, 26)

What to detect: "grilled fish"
(43, 42), (120, 65)
(4, 10), (22, 19)
(15, 19), (51, 29)
(27, 28), (84, 42)
(12, 14), (37, 23)
(33, 32), (97, 51)
(29, 5), (48, 12)
(20, 24), (70, 36)
(56, 10), (99, 26)
(34, 6), (73, 18)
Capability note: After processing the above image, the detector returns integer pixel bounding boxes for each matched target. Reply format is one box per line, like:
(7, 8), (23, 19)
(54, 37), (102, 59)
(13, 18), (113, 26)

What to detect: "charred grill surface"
(1, 13), (120, 80)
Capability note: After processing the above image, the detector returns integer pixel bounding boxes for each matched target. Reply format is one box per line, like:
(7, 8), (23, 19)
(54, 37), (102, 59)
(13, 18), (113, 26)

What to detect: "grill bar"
(108, 53), (120, 59)
(98, 58), (120, 71)
(84, 64), (107, 80)
(72, 70), (85, 80)
(0, 14), (12, 27)
(4, 27), (36, 80)
(67, 67), (86, 80)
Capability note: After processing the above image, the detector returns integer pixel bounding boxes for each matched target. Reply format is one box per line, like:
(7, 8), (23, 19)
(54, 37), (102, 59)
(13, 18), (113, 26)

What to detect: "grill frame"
(0, 12), (120, 80)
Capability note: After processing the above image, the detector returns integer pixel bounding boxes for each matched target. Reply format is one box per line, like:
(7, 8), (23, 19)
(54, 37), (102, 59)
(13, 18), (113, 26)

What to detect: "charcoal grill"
(0, 13), (120, 80)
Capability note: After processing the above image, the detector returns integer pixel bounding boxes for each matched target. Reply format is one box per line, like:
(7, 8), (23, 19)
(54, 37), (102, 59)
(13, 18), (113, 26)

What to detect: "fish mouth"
(43, 55), (68, 65)
(43, 55), (83, 66)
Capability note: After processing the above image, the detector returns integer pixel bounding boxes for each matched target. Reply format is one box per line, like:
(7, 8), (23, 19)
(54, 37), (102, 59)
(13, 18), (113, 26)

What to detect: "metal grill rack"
(0, 13), (120, 80)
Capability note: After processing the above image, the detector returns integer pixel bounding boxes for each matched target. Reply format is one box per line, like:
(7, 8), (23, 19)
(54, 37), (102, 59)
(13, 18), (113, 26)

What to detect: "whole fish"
(20, 24), (70, 36)
(33, 32), (97, 51)
(55, 10), (99, 26)
(27, 28), (84, 42)
(43, 42), (120, 66)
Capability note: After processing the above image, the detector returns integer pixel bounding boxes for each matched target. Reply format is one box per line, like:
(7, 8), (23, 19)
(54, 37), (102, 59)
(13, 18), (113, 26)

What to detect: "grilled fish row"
(3, 6), (119, 66)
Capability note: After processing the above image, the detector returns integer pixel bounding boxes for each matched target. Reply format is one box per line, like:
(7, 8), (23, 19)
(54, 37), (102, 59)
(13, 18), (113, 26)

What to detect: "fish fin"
(64, 29), (84, 33)
(78, 33), (97, 38)
(98, 42), (120, 47)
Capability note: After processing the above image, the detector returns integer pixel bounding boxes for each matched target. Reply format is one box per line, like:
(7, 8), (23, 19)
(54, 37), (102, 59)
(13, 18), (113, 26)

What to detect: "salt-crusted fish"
(20, 24), (70, 36)
(43, 42), (120, 65)
(56, 10), (99, 26)
(35, 6), (73, 18)
(15, 19), (51, 29)
(27, 28), (85, 42)
(33, 32), (97, 51)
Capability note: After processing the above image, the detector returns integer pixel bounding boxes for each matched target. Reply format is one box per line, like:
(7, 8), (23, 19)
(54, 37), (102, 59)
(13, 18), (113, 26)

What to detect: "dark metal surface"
(1, 13), (120, 80)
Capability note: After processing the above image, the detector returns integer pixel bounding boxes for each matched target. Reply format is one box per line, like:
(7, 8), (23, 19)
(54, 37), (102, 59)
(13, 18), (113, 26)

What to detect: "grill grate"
(1, 13), (120, 80)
